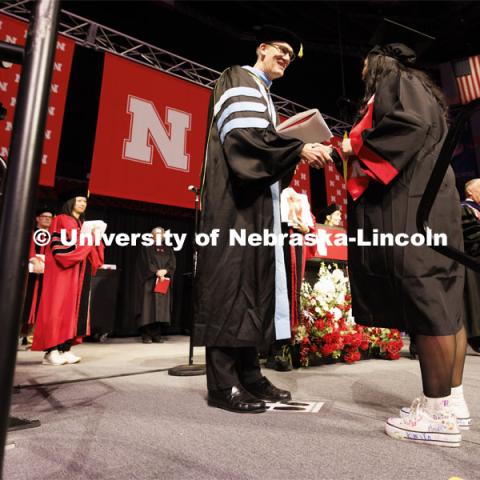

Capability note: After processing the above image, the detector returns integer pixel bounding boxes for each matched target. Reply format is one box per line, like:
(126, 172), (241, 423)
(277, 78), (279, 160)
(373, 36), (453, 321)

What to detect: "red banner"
(89, 53), (211, 209)
(310, 225), (348, 261)
(325, 135), (347, 227)
(290, 162), (311, 198)
(0, 13), (75, 186)
(90, 54), (311, 209)
(278, 114), (311, 199)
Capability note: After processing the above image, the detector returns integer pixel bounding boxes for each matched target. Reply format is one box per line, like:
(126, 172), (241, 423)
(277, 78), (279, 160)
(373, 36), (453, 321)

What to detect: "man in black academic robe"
(193, 26), (332, 413)
(19, 206), (54, 348)
(134, 227), (176, 343)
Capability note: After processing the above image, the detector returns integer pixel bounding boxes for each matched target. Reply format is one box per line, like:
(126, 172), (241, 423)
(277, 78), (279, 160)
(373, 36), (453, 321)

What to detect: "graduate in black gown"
(339, 40), (469, 446)
(193, 26), (332, 413)
(461, 179), (480, 351)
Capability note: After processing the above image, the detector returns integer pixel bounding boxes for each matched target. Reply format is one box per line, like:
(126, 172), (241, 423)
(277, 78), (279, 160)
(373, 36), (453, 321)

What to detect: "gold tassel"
(298, 43), (304, 59)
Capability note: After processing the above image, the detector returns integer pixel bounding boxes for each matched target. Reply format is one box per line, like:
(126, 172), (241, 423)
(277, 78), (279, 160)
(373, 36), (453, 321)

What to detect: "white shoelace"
(405, 397), (423, 424)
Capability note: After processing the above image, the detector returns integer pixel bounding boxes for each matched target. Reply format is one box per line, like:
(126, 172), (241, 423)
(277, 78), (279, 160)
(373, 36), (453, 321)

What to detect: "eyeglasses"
(38, 215), (53, 219)
(267, 43), (296, 62)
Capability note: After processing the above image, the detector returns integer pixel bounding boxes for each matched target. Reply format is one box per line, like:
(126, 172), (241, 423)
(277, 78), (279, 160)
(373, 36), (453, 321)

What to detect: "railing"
(0, 0), (351, 135)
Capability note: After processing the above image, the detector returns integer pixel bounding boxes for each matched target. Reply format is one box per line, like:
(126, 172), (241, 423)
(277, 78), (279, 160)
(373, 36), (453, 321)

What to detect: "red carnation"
(360, 340), (369, 351)
(314, 320), (325, 330)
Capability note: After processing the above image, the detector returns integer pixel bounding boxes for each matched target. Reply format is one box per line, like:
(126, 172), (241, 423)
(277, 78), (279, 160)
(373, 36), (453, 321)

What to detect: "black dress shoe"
(244, 376), (291, 402)
(152, 335), (164, 343)
(208, 385), (266, 413)
(265, 355), (292, 372)
(142, 335), (153, 344)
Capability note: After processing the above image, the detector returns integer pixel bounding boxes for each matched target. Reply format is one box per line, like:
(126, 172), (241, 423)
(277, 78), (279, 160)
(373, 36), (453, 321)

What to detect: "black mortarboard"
(318, 203), (339, 223)
(35, 204), (55, 217)
(368, 18), (435, 65)
(254, 24), (303, 59)
(59, 187), (89, 205)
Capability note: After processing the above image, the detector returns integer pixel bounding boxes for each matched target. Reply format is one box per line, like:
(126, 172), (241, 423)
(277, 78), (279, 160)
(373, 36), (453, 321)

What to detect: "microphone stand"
(168, 186), (205, 376)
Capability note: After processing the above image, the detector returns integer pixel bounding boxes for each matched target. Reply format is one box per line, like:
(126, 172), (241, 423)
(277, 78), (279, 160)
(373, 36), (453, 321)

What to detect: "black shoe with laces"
(208, 385), (266, 413)
(265, 355), (292, 372)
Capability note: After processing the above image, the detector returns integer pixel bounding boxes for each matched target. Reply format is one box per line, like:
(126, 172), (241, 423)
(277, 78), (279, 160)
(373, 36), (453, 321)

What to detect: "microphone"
(188, 185), (200, 194)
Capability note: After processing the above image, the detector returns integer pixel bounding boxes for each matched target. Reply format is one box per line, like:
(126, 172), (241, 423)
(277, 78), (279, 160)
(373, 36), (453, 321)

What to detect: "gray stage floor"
(5, 337), (480, 480)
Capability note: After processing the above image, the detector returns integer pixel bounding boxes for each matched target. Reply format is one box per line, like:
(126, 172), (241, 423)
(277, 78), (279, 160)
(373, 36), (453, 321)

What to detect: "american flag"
(324, 163), (347, 227)
(453, 55), (480, 105)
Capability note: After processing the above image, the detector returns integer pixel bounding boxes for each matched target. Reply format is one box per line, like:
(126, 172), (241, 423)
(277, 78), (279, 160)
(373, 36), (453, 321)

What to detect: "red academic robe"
(32, 214), (104, 351)
(26, 231), (45, 326)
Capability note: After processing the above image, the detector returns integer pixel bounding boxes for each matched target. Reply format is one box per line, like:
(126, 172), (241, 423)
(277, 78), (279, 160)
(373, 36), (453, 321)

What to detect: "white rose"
(332, 307), (343, 321)
(331, 269), (344, 282)
(314, 278), (336, 298)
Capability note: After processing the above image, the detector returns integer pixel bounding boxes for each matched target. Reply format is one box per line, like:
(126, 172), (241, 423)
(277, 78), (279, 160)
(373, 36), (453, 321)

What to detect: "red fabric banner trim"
(0, 13), (75, 186)
(289, 227), (298, 329)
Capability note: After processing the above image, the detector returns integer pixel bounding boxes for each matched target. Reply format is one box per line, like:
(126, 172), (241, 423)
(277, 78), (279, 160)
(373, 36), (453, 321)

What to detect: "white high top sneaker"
(386, 395), (461, 447)
(61, 351), (82, 364)
(400, 387), (471, 430)
(42, 349), (67, 366)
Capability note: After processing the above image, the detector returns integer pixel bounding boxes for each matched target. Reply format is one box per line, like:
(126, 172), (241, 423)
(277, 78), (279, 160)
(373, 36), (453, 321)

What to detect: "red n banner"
(90, 53), (311, 209)
(89, 53), (211, 209)
(0, 13), (75, 186)
(325, 135), (347, 227)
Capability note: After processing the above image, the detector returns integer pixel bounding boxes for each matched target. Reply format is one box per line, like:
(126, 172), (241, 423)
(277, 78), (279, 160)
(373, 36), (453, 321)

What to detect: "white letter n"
(123, 95), (191, 171)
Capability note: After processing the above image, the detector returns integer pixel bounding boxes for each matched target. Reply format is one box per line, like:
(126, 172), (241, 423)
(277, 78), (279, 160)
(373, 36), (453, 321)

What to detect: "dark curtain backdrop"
(52, 44), (197, 337)
(87, 204), (194, 336)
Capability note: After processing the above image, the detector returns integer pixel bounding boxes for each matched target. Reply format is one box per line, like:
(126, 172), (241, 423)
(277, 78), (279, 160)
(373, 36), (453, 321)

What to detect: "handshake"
(300, 143), (333, 169)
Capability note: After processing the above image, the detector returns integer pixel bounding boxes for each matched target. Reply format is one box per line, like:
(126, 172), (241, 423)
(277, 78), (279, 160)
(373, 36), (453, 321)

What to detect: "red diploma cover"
(154, 277), (170, 294)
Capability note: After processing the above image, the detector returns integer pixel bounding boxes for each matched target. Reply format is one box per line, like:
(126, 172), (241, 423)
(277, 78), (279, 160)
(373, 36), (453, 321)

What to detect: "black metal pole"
(188, 189), (200, 365)
(168, 186), (205, 376)
(0, 0), (60, 473)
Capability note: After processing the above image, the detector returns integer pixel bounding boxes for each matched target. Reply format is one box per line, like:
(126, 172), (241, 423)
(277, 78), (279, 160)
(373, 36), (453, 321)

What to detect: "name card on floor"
(265, 401), (325, 413)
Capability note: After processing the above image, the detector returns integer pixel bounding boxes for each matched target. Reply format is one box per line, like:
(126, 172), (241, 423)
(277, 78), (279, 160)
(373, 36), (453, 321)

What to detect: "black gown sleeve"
(350, 72), (433, 185)
(165, 248), (176, 277)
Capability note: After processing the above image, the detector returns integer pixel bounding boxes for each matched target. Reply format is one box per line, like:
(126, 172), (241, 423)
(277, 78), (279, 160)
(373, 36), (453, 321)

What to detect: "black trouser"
(46, 339), (72, 353)
(139, 322), (162, 337)
(206, 346), (263, 391)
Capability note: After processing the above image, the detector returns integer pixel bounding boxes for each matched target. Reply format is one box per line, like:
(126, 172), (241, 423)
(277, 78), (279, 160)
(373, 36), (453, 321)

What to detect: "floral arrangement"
(288, 263), (403, 367)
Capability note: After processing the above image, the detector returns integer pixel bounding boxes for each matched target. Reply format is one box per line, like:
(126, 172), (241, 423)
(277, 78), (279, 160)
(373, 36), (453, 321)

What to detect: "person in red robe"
(32, 190), (104, 365)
